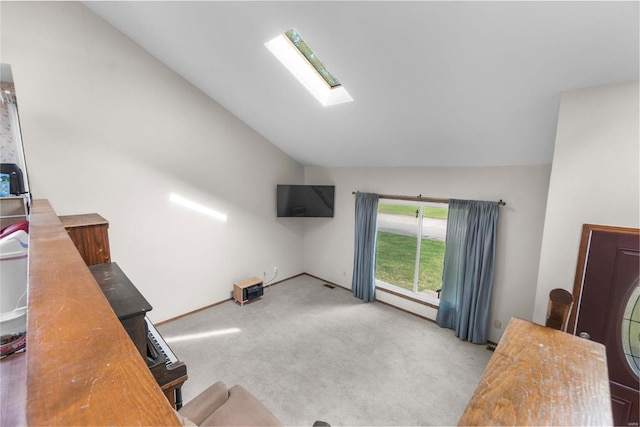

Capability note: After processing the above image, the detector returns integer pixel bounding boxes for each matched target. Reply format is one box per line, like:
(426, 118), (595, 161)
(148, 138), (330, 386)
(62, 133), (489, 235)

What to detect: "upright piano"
(89, 262), (188, 409)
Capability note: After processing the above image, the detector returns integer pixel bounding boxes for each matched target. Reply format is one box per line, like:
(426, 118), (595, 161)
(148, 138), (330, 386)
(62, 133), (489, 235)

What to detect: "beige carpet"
(158, 274), (492, 426)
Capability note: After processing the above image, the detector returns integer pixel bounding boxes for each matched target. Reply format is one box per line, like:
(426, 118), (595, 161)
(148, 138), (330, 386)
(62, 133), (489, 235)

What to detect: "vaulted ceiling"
(85, 1), (639, 167)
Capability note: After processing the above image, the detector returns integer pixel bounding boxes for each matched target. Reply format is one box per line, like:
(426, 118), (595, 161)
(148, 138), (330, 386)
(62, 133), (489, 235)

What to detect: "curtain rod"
(351, 191), (506, 206)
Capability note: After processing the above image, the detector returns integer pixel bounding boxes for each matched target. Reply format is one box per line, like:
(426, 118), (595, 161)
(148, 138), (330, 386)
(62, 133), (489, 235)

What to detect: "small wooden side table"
(233, 277), (263, 306)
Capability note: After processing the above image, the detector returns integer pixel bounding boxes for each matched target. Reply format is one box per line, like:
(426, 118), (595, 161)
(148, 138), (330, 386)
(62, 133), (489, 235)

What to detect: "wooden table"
(0, 200), (180, 426)
(459, 317), (613, 426)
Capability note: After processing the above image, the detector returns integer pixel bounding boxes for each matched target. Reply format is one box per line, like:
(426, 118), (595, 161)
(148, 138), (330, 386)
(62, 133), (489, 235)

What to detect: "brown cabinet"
(58, 213), (111, 266)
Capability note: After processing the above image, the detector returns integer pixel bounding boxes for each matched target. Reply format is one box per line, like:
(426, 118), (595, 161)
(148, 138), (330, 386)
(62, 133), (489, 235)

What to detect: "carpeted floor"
(158, 275), (492, 426)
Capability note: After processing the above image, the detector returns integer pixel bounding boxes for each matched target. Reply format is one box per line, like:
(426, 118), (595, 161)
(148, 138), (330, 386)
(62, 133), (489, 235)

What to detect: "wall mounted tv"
(277, 185), (335, 218)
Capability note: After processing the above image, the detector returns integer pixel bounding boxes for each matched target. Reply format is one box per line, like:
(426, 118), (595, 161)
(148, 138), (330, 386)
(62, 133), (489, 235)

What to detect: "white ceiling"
(85, 1), (639, 167)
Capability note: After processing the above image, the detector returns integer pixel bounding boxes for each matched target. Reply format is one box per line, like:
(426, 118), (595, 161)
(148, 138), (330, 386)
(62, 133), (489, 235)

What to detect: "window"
(622, 282), (640, 377)
(265, 28), (353, 106)
(284, 29), (340, 88)
(375, 199), (448, 303)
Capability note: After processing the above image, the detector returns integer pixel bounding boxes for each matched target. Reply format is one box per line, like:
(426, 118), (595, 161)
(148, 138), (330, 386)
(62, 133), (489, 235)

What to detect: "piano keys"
(146, 317), (187, 409)
(89, 262), (188, 409)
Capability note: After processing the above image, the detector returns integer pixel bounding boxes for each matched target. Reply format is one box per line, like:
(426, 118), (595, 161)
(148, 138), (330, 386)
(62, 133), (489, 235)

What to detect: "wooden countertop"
(58, 212), (109, 228)
(458, 317), (613, 426)
(1, 199), (180, 426)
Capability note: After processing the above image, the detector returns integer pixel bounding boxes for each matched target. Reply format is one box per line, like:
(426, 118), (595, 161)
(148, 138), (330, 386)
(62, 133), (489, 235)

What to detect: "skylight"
(284, 29), (340, 88)
(265, 29), (353, 107)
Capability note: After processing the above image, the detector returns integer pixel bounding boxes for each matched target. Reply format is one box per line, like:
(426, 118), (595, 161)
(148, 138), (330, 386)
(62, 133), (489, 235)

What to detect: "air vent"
(323, 284), (335, 289)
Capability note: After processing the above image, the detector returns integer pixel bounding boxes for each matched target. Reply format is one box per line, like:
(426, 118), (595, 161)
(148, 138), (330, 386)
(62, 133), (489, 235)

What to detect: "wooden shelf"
(0, 200), (180, 426)
(0, 195), (29, 229)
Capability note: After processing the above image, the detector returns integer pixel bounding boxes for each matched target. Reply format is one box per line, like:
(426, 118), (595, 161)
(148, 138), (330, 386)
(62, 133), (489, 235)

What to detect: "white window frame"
(375, 200), (447, 307)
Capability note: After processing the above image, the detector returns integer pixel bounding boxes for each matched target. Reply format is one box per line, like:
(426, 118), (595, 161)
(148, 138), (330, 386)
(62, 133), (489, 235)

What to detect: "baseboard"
(303, 273), (351, 292)
(156, 273), (304, 326)
(266, 272), (306, 288)
(156, 297), (232, 326)
(302, 273), (439, 324)
(375, 286), (440, 310)
(375, 299), (437, 324)
(159, 272), (498, 351)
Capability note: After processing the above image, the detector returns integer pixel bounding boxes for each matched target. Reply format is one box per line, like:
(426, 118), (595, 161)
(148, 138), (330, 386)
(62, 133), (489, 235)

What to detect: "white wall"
(1, 1), (305, 322)
(303, 165), (551, 343)
(7, 2), (632, 342)
(533, 81), (640, 324)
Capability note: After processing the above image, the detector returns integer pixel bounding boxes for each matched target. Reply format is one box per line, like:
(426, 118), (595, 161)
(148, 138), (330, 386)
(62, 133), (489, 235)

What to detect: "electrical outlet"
(274, 266), (278, 274)
(494, 320), (502, 329)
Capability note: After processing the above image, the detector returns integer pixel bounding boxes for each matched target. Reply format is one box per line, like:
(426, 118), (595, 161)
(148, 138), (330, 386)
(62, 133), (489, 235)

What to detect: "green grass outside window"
(375, 231), (445, 293)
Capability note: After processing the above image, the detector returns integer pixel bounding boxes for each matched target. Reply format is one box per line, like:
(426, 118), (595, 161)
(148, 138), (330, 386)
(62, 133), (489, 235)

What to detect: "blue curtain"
(436, 199), (499, 344)
(351, 193), (379, 302)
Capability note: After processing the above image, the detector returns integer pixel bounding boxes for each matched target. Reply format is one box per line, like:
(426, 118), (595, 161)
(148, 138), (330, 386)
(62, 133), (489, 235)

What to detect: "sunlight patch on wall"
(169, 193), (228, 222)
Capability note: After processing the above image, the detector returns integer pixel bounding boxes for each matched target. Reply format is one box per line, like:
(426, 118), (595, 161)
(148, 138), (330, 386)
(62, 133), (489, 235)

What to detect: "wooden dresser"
(459, 317), (613, 426)
(59, 213), (111, 266)
(0, 200), (180, 426)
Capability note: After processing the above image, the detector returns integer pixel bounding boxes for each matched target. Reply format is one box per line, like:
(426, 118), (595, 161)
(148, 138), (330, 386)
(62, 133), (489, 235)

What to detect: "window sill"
(375, 280), (440, 309)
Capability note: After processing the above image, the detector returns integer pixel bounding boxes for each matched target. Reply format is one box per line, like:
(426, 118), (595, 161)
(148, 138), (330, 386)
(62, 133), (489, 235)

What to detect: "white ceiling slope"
(85, 1), (639, 168)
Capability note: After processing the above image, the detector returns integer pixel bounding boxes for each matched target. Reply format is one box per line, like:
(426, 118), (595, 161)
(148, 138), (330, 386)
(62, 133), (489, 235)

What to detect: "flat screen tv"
(277, 185), (335, 217)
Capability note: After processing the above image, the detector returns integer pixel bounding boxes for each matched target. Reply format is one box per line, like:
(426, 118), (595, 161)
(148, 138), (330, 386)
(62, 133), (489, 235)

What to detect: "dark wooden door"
(570, 224), (639, 426)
